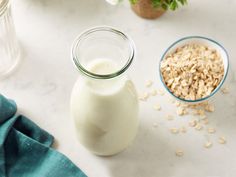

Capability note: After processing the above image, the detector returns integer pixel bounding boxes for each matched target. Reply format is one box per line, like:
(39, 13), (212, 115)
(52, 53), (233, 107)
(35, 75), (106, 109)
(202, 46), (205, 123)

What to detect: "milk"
(70, 59), (139, 156)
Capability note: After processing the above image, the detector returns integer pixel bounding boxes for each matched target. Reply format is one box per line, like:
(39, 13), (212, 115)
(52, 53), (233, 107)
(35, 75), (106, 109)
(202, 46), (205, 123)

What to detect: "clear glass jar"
(0, 0), (20, 78)
(70, 26), (139, 156)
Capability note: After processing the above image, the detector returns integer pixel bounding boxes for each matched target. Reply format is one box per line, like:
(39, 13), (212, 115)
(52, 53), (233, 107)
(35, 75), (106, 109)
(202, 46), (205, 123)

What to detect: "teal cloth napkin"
(0, 94), (87, 177)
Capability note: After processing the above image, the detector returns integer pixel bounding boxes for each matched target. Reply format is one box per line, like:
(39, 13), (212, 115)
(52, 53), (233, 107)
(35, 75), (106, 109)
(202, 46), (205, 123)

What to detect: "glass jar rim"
(0, 0), (9, 16)
(71, 26), (135, 79)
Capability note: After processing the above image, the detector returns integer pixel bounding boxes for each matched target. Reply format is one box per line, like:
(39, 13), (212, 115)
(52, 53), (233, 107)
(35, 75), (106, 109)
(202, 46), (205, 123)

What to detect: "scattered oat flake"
(138, 92), (149, 101)
(193, 109), (205, 116)
(175, 149), (184, 157)
(221, 86), (229, 94)
(170, 128), (179, 134)
(150, 89), (157, 96)
(183, 109), (189, 115)
(192, 110), (198, 115)
(205, 104), (215, 112)
(189, 104), (197, 109)
(204, 141), (213, 148)
(180, 126), (187, 133)
(153, 123), (158, 128)
(200, 115), (207, 120)
(202, 118), (209, 125)
(218, 136), (227, 144)
(153, 104), (161, 111)
(138, 97), (146, 101)
(181, 103), (189, 108)
(166, 115), (174, 120)
(207, 127), (216, 134)
(177, 108), (185, 116)
(143, 92), (149, 98)
(189, 120), (197, 127)
(198, 109), (205, 116)
(158, 89), (165, 96)
(195, 123), (203, 131)
(201, 101), (209, 106)
(146, 80), (153, 87)
(175, 101), (181, 107)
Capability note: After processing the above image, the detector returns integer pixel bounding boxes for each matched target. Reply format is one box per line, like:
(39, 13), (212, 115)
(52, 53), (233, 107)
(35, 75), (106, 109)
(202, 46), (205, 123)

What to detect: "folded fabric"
(0, 94), (87, 177)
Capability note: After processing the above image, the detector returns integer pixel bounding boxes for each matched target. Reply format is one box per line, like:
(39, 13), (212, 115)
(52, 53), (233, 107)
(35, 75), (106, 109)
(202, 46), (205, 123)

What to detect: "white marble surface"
(1, 0), (236, 176)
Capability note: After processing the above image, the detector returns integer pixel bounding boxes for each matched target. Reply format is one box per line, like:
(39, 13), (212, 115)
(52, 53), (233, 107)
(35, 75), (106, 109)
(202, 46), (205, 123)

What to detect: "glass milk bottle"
(70, 27), (139, 156)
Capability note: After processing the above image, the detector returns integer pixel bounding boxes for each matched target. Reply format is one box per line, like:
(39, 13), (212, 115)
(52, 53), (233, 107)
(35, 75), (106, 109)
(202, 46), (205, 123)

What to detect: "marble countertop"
(1, 0), (236, 176)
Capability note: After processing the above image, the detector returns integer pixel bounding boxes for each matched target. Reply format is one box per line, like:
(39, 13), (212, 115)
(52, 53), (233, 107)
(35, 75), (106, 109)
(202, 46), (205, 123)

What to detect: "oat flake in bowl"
(160, 36), (229, 103)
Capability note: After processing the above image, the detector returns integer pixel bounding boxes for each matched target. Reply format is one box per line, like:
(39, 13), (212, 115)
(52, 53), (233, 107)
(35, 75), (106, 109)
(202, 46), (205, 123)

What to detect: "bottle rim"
(71, 26), (135, 80)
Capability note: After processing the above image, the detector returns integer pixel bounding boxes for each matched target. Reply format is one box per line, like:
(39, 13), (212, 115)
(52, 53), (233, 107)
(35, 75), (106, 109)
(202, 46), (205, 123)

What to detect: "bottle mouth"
(71, 26), (135, 79)
(0, 0), (9, 16)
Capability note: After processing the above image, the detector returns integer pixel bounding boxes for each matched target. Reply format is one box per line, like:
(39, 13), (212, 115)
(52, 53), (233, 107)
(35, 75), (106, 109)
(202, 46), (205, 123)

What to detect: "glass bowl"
(159, 36), (229, 103)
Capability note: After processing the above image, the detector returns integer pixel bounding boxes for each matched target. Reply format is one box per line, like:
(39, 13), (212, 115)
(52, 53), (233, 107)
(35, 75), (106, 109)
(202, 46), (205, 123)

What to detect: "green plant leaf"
(152, 0), (188, 10)
(169, 0), (178, 10)
(177, 0), (184, 5)
(177, 0), (187, 5)
(129, 0), (138, 4)
(152, 0), (161, 8)
(161, 3), (168, 10)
